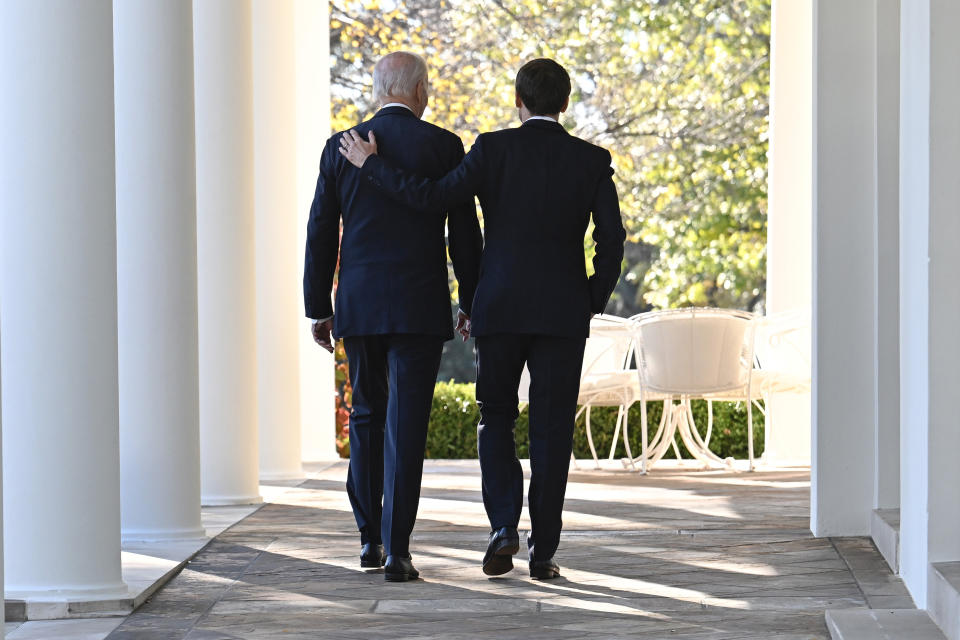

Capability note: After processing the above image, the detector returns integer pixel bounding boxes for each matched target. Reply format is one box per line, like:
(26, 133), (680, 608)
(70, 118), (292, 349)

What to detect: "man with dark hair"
(514, 57), (571, 115)
(339, 58), (625, 580)
(304, 51), (482, 582)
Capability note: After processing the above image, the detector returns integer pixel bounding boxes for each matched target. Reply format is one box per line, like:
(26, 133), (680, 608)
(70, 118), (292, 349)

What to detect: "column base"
(121, 526), (208, 544)
(4, 502), (261, 621)
(201, 494), (263, 507)
(5, 579), (129, 602)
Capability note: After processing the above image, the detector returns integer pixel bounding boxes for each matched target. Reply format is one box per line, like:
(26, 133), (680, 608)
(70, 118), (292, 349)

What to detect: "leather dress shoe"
(360, 543), (385, 568)
(384, 555), (420, 582)
(529, 558), (561, 580)
(482, 526), (520, 576)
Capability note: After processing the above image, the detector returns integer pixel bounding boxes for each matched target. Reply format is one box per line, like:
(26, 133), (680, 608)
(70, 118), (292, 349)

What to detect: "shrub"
(426, 381), (763, 461)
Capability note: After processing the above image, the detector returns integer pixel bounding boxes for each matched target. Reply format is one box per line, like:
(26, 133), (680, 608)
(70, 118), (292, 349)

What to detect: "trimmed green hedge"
(426, 381), (764, 461)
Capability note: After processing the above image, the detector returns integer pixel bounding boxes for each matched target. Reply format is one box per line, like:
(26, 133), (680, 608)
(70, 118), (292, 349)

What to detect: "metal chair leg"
(621, 402), (635, 465)
(608, 405), (624, 460)
(585, 405), (601, 469)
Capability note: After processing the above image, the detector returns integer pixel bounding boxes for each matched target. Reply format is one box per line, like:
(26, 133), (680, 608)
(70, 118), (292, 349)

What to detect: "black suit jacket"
(360, 118), (625, 338)
(303, 106), (482, 340)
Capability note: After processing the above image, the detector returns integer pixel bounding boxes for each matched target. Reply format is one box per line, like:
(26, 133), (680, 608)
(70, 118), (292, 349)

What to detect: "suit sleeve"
(444, 138), (483, 316)
(360, 134), (487, 211)
(588, 151), (626, 314)
(303, 138), (341, 319)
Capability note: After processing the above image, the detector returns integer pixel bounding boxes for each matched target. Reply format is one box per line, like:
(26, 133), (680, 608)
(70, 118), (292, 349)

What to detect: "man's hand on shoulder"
(311, 317), (335, 353)
(455, 309), (471, 342)
(339, 130), (378, 168)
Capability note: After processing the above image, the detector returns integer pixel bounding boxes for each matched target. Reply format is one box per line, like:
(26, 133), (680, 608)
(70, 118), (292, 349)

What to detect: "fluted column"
(0, 0), (126, 598)
(253, 0), (304, 480)
(114, 0), (205, 540)
(193, 0), (262, 505)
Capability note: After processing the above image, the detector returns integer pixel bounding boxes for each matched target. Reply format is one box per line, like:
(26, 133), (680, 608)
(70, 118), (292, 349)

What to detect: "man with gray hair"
(304, 52), (482, 582)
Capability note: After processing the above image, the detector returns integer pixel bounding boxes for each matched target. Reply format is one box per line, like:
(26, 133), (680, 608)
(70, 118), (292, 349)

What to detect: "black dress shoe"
(529, 558), (561, 580)
(482, 526), (520, 576)
(360, 543), (385, 568)
(384, 555), (420, 582)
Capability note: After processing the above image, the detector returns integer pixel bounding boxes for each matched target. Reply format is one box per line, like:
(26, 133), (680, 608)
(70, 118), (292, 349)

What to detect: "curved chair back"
(517, 315), (633, 403)
(633, 308), (756, 395)
(581, 316), (634, 379)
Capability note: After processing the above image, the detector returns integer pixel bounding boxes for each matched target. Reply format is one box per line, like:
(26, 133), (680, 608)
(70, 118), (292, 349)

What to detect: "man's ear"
(515, 92), (523, 108)
(560, 96), (570, 113)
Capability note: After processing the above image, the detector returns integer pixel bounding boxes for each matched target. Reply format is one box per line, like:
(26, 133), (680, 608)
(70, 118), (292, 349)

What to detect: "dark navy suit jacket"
(360, 118), (625, 338)
(303, 106), (482, 340)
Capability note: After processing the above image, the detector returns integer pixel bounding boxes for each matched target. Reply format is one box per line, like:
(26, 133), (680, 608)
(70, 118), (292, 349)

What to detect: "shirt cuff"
(311, 316), (333, 323)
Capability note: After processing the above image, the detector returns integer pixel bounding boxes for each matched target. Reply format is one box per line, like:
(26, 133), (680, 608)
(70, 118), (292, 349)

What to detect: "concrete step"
(931, 562), (960, 640)
(871, 508), (900, 573)
(826, 609), (946, 639)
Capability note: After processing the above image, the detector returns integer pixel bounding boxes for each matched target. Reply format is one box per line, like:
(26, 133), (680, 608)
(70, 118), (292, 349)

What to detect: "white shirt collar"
(525, 115), (558, 123)
(381, 102), (415, 114)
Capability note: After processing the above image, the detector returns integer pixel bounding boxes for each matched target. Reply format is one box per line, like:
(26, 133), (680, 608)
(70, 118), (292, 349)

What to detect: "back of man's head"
(515, 58), (571, 116)
(373, 51), (427, 103)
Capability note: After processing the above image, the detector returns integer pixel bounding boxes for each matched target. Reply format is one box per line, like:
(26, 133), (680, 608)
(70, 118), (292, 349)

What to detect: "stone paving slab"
(101, 460), (910, 639)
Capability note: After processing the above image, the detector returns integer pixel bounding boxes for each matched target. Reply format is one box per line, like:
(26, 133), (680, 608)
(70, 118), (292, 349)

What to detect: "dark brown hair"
(515, 58), (571, 116)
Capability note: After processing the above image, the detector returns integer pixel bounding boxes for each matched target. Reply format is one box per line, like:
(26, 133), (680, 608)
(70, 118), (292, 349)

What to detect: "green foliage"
(426, 381), (763, 461)
(330, 0), (771, 314)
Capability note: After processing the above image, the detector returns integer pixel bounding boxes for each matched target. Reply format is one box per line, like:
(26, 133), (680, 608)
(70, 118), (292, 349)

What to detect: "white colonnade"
(898, 0), (960, 614)
(115, 0), (205, 541)
(193, 0), (263, 506)
(0, 0), (127, 598)
(0, 0), (334, 612)
(809, 0), (960, 633)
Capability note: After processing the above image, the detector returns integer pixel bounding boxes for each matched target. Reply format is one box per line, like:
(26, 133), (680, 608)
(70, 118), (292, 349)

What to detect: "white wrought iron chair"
(750, 308), (812, 450)
(666, 309), (811, 466)
(518, 314), (640, 469)
(627, 308), (758, 473)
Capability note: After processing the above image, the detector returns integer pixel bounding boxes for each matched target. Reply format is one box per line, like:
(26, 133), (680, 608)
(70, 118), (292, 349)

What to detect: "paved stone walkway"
(106, 461), (911, 639)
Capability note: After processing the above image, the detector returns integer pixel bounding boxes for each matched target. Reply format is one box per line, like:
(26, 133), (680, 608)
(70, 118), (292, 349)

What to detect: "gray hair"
(372, 52), (428, 103)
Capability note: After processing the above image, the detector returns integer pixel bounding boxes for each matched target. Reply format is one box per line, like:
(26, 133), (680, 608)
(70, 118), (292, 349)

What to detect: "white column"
(0, 0), (126, 598)
(811, 0), (877, 536)
(114, 0), (204, 540)
(253, 0), (304, 480)
(194, 0), (262, 505)
(764, 0), (812, 466)
(874, 0), (900, 512)
(295, 0), (339, 462)
(899, 0), (960, 609)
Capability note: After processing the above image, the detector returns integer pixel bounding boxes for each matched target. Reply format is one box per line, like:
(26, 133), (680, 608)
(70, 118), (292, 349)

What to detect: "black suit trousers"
(343, 334), (443, 556)
(475, 333), (586, 562)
